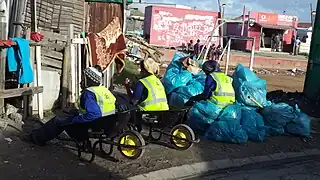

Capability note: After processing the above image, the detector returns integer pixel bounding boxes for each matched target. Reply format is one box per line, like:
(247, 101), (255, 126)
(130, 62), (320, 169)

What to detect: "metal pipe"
(224, 38), (231, 74)
(249, 37), (255, 70)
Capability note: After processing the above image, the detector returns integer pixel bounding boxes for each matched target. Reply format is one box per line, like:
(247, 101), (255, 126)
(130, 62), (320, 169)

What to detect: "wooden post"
(249, 38), (255, 71)
(225, 38), (231, 75)
(241, 5), (246, 36)
(23, 29), (32, 119)
(68, 24), (76, 105)
(123, 0), (127, 33)
(31, 0), (43, 119)
(61, 46), (70, 109)
(77, 35), (82, 98)
(14, 0), (28, 37)
(0, 1), (8, 114)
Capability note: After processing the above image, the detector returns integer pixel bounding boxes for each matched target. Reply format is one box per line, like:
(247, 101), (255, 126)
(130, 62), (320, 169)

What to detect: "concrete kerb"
(127, 148), (320, 180)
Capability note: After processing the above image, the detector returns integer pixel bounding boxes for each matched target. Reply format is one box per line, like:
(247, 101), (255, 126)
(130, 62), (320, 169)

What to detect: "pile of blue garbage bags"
(162, 52), (311, 144)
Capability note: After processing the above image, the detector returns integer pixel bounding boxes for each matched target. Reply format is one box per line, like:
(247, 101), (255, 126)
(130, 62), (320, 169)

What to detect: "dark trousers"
(30, 93), (136, 146)
(30, 113), (132, 146)
(30, 115), (90, 145)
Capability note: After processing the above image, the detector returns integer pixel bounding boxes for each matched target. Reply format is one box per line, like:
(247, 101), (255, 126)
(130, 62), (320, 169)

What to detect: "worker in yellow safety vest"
(186, 60), (235, 108)
(123, 58), (169, 111)
(29, 66), (117, 146)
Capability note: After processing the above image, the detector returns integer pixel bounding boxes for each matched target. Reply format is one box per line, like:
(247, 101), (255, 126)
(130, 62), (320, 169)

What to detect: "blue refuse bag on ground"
(163, 68), (193, 94)
(259, 103), (296, 128)
(163, 51), (206, 106)
(162, 52), (192, 94)
(285, 105), (311, 137)
(173, 75), (205, 99)
(241, 108), (266, 142)
(232, 64), (268, 107)
(187, 100), (222, 133)
(205, 104), (248, 144)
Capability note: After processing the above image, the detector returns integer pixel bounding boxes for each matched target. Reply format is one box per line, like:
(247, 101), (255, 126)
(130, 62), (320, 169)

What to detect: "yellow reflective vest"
(209, 72), (236, 108)
(78, 86), (116, 116)
(139, 75), (169, 111)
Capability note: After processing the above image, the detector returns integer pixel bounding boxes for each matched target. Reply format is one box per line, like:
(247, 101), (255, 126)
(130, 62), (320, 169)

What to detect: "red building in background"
(144, 6), (219, 47)
(227, 12), (298, 52)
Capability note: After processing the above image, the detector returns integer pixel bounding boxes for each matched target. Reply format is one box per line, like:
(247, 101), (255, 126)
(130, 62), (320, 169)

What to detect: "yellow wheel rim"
(172, 128), (189, 148)
(120, 135), (137, 157)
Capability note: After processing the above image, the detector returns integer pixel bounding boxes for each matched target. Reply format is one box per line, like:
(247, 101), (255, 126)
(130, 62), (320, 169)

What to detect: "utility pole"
(310, 3), (313, 25)
(303, 0), (320, 98)
(241, 5), (246, 36)
(217, 0), (224, 47)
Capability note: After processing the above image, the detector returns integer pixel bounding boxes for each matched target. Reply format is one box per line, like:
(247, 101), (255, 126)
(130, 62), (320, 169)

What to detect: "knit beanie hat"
(83, 67), (103, 86)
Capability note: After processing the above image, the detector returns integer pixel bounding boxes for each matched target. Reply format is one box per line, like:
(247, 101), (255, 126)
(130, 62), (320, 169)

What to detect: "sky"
(147, 0), (317, 22)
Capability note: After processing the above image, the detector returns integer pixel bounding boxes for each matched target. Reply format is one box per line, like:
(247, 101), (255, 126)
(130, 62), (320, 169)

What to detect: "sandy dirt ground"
(260, 74), (305, 92)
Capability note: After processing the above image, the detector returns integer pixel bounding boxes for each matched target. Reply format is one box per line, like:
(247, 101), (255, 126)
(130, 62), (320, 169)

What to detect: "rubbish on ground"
(205, 104), (248, 144)
(241, 108), (266, 142)
(162, 53), (311, 144)
(126, 35), (164, 64)
(232, 64), (268, 108)
(260, 103), (296, 128)
(162, 52), (205, 105)
(187, 101), (222, 133)
(285, 105), (311, 137)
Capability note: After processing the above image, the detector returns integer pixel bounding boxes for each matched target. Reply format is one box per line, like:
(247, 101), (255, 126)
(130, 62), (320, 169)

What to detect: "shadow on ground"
(0, 130), (124, 180)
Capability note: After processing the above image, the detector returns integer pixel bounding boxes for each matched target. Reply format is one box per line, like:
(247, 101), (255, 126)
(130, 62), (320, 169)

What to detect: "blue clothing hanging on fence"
(7, 38), (34, 84)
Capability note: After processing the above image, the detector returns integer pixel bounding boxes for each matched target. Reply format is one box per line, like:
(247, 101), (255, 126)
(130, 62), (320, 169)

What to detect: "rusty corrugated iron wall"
(87, 2), (124, 33)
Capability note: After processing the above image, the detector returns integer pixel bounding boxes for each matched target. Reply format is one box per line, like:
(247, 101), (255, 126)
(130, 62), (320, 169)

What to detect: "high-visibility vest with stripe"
(139, 75), (169, 111)
(78, 86), (116, 117)
(209, 72), (236, 108)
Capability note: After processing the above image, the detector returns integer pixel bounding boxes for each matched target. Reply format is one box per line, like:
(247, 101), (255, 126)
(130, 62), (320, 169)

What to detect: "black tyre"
(118, 130), (145, 160)
(170, 124), (196, 151)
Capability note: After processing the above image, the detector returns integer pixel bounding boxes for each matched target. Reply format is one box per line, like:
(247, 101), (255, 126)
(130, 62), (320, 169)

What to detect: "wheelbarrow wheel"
(170, 124), (195, 151)
(118, 130), (145, 160)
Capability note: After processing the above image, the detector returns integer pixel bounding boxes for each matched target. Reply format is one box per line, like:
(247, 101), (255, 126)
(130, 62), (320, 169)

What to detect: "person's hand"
(123, 78), (130, 87)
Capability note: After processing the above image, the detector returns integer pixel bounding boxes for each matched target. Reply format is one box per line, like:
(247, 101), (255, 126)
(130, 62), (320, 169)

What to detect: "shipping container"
(144, 6), (219, 47)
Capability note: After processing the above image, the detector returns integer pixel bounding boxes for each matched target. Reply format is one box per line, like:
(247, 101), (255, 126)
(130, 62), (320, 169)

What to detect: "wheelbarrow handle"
(248, 96), (264, 108)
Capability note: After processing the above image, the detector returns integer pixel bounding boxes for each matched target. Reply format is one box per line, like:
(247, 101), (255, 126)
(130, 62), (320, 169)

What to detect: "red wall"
(247, 25), (261, 51)
(247, 12), (298, 52)
(250, 12), (298, 27)
(144, 6), (219, 47)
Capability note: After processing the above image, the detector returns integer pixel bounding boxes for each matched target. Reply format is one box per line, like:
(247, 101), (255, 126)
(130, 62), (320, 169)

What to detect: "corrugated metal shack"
(24, 0), (85, 35)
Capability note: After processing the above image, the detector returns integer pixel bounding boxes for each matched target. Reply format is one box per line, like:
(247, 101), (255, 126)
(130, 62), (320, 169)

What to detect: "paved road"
(186, 156), (320, 180)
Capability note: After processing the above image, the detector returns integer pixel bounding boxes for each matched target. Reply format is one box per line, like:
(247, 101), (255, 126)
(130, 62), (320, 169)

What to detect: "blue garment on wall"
(7, 38), (34, 84)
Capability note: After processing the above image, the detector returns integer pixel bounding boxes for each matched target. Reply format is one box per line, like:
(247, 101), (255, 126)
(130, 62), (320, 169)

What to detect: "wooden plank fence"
(24, 0), (84, 35)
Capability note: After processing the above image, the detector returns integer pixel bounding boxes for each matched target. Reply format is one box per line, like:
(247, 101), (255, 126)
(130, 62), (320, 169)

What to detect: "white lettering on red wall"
(151, 9), (218, 47)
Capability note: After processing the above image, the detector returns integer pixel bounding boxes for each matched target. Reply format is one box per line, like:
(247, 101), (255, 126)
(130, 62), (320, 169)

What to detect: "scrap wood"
(126, 39), (163, 63)
(126, 35), (164, 56)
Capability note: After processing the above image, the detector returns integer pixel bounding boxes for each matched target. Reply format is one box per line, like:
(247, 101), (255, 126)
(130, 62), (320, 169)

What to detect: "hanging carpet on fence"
(87, 17), (127, 73)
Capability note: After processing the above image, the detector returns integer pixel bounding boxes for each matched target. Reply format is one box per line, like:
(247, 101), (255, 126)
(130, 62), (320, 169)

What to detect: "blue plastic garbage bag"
(162, 52), (192, 94)
(205, 104), (248, 144)
(264, 126), (285, 136)
(174, 76), (206, 97)
(216, 104), (242, 122)
(285, 105), (311, 137)
(187, 101), (222, 133)
(241, 108), (266, 142)
(232, 64), (268, 107)
(259, 103), (296, 128)
(167, 76), (206, 106)
(163, 68), (193, 94)
(168, 92), (190, 106)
